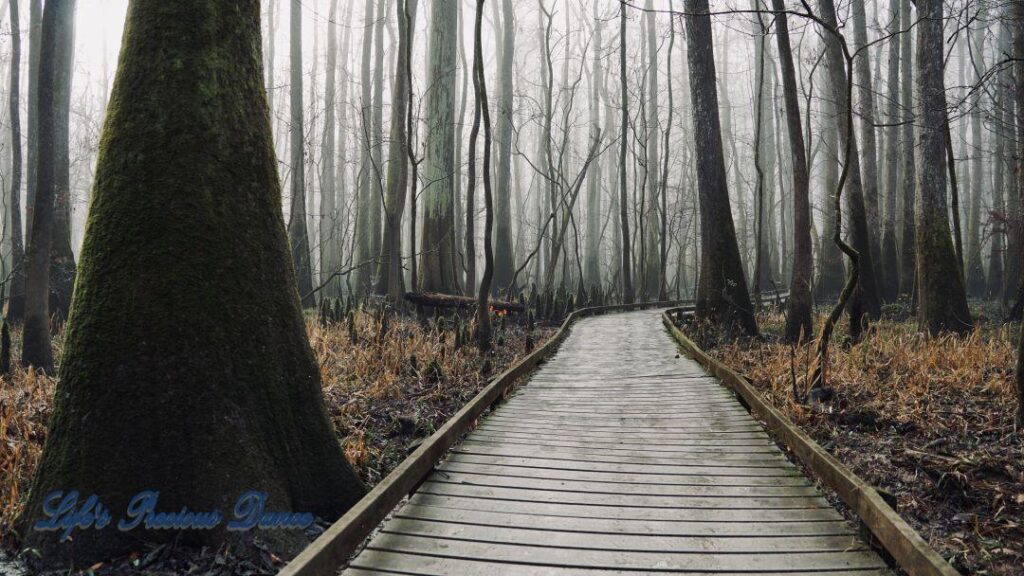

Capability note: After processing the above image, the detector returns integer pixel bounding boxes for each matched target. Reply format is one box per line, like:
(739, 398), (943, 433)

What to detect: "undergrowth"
(0, 309), (552, 545)
(688, 306), (1023, 576)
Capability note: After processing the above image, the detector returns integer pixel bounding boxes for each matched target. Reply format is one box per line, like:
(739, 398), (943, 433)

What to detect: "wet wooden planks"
(342, 310), (890, 575)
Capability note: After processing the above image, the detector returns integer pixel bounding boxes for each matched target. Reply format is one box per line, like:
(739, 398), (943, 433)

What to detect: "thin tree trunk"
(583, 1), (603, 292)
(773, 0), (813, 342)
(897, 0), (916, 299)
(818, 0), (881, 340)
(965, 14), (988, 297)
(22, 0), (76, 371)
(618, 2), (634, 304)
(354, 0), (375, 295)
(852, 0), (883, 293)
(642, 0), (660, 301)
(24, 0), (39, 241)
(288, 0), (314, 307)
(492, 0), (516, 295)
(47, 0), (76, 324)
(1012, 0), (1024, 430)
(880, 0), (900, 302)
(376, 0), (417, 302)
(320, 0), (339, 298)
(472, 0), (494, 350)
(5, 0), (25, 324)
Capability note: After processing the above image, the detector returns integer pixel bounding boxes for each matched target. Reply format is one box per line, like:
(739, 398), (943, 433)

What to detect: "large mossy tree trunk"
(773, 0), (813, 342)
(5, 0), (26, 325)
(684, 0), (757, 336)
(913, 0), (972, 336)
(21, 0), (365, 563)
(21, 0), (75, 372)
(419, 0), (460, 294)
(288, 0), (314, 307)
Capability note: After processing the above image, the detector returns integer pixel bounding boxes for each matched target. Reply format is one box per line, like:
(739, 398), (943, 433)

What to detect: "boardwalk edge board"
(279, 300), (688, 576)
(661, 307), (959, 576)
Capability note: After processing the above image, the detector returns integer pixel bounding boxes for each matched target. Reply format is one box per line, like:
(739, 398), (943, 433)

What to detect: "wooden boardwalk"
(342, 309), (891, 575)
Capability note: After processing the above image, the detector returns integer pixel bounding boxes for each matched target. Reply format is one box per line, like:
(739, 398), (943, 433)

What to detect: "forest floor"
(684, 303), (1024, 576)
(0, 308), (552, 575)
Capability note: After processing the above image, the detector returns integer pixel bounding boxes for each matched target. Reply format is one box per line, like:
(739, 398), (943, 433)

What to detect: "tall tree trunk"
(471, 0), (494, 350)
(5, 0), (25, 324)
(333, 0), (354, 293)
(898, 0), (916, 299)
(376, 0), (417, 302)
(20, 2), (365, 562)
(988, 21), (1010, 300)
(880, 0), (901, 302)
(288, 0), (314, 307)
(370, 0), (385, 275)
(1004, 7), (1022, 305)
(658, 3), (675, 301)
(816, 89), (845, 299)
(642, 0), (661, 301)
(965, 14), (988, 297)
(319, 0), (339, 297)
(914, 0), (972, 335)
(852, 0), (883, 295)
(354, 0), (375, 295)
(618, 2), (634, 304)
(47, 0), (77, 324)
(1012, 0), (1024, 429)
(21, 0), (75, 371)
(24, 0), (39, 241)
(491, 0), (516, 295)
(751, 1), (777, 293)
(419, 0), (459, 293)
(684, 0), (757, 336)
(818, 0), (881, 338)
(583, 1), (603, 292)
(773, 0), (813, 342)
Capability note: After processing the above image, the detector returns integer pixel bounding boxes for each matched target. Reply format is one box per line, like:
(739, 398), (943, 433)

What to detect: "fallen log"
(404, 291), (524, 313)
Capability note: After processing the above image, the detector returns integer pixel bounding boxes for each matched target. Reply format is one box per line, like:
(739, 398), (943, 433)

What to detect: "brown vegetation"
(694, 309), (1023, 575)
(0, 310), (551, 546)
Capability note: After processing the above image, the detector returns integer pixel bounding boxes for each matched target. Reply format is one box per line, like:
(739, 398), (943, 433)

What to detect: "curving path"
(342, 309), (891, 575)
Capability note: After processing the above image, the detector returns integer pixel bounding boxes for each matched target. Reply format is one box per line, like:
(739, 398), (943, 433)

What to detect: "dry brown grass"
(695, 310), (1024, 575)
(0, 309), (551, 546)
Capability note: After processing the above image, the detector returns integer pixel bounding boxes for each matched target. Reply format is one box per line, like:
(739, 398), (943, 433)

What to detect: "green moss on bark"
(21, 0), (364, 564)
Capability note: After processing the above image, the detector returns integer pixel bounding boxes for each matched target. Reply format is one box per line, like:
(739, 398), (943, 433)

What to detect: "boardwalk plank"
(344, 310), (889, 575)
